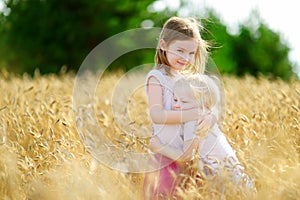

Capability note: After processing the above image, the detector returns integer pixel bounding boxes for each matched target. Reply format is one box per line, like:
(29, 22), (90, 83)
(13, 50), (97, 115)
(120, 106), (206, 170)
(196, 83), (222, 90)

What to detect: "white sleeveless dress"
(145, 69), (183, 150)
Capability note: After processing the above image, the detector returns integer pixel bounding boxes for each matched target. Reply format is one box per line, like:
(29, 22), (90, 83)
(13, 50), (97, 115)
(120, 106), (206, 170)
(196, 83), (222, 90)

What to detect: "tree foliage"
(0, 0), (158, 74)
(0, 0), (297, 80)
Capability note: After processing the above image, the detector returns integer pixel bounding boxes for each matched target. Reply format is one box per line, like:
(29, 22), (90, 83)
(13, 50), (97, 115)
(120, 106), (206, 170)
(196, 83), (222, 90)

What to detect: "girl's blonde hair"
(155, 16), (209, 75)
(174, 74), (220, 109)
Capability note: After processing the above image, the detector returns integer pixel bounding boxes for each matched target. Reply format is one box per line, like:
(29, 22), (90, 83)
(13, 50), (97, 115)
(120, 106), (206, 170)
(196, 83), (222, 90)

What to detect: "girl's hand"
(196, 112), (217, 136)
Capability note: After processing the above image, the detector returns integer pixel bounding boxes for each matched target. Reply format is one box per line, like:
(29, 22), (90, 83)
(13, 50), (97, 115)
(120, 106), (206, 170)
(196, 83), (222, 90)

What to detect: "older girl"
(143, 16), (216, 199)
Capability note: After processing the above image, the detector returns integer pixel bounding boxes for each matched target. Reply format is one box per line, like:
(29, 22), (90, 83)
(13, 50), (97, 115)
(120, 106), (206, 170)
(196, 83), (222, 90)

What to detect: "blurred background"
(0, 0), (298, 81)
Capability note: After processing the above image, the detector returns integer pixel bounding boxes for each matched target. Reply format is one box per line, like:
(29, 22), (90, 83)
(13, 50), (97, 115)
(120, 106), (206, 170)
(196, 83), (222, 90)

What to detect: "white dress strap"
(145, 69), (167, 95)
(145, 68), (174, 110)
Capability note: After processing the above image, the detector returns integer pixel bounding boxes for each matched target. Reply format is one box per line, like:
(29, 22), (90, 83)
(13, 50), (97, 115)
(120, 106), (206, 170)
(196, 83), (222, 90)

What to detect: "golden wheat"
(0, 70), (299, 200)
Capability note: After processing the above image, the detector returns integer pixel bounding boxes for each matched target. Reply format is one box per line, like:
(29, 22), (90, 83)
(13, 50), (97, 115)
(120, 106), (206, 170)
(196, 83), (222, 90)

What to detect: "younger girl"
(143, 16), (216, 199)
(173, 74), (256, 193)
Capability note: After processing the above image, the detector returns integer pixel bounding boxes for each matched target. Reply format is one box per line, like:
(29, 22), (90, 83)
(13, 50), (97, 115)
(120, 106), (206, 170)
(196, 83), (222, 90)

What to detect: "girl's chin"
(177, 63), (187, 67)
(175, 66), (186, 71)
(170, 64), (187, 71)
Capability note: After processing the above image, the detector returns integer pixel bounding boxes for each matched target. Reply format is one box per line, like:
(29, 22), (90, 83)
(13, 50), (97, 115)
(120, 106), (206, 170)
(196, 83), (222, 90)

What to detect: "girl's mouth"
(177, 60), (188, 66)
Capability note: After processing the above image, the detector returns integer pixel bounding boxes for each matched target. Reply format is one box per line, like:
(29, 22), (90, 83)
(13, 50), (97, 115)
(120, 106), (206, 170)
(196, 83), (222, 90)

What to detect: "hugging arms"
(147, 75), (217, 164)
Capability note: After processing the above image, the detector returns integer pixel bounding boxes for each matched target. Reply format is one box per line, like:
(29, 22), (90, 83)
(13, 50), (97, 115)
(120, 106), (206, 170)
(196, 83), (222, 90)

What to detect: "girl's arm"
(149, 136), (183, 160)
(149, 136), (198, 162)
(147, 76), (199, 124)
(196, 110), (217, 134)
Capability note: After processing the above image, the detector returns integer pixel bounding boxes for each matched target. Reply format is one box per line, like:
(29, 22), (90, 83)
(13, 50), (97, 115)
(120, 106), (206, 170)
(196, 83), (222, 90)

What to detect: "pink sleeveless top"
(145, 69), (183, 149)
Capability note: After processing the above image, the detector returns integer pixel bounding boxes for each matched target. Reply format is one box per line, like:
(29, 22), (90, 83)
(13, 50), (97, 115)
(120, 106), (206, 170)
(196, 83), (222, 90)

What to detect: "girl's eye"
(177, 49), (183, 53)
(189, 52), (195, 55)
(173, 98), (178, 102)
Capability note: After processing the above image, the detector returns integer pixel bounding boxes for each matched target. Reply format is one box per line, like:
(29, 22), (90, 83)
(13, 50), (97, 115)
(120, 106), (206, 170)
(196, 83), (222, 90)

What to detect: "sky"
(155, 0), (300, 76)
(197, 0), (299, 72)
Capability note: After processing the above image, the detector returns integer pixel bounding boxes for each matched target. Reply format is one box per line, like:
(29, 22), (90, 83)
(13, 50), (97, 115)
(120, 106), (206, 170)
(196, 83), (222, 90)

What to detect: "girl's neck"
(169, 68), (180, 76)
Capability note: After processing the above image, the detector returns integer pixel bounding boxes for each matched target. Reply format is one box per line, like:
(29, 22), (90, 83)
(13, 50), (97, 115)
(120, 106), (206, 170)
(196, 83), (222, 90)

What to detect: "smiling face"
(160, 39), (198, 72)
(172, 86), (199, 110)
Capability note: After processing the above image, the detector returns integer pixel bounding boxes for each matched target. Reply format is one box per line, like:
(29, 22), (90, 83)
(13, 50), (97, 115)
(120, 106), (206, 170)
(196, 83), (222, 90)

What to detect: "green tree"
(232, 22), (293, 80)
(0, 0), (158, 74)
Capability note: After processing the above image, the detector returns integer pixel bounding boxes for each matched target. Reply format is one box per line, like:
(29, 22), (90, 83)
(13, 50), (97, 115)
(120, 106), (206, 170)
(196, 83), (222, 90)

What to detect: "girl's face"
(172, 87), (198, 110)
(161, 39), (198, 71)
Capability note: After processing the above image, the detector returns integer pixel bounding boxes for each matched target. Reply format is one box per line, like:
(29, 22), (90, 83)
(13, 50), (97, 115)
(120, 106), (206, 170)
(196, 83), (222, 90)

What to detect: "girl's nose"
(182, 54), (189, 61)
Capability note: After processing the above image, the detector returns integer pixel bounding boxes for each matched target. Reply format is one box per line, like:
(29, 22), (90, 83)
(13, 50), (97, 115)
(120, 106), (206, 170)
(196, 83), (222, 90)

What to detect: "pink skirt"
(143, 154), (180, 199)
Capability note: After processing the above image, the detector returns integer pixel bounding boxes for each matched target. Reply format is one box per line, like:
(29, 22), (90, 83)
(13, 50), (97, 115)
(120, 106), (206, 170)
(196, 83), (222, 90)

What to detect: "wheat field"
(0, 69), (299, 200)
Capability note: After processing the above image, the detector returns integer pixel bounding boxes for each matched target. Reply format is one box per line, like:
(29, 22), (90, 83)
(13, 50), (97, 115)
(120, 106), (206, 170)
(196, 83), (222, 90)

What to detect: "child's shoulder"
(146, 69), (166, 81)
(146, 68), (164, 76)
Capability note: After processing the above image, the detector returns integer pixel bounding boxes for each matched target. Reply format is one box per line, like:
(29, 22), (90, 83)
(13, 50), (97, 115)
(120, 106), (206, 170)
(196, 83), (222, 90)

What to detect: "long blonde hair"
(155, 16), (209, 75)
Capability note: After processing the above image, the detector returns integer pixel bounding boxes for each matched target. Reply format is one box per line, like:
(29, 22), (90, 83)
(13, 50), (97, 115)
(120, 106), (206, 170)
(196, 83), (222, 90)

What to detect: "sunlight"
(0, 1), (3, 11)
(194, 0), (300, 77)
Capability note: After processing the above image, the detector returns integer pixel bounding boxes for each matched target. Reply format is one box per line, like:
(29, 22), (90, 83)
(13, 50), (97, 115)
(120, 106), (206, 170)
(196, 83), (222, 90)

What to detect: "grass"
(0, 70), (299, 199)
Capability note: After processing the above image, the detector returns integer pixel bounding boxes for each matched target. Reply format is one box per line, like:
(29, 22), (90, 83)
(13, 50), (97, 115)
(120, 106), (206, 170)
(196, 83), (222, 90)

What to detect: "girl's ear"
(159, 39), (167, 51)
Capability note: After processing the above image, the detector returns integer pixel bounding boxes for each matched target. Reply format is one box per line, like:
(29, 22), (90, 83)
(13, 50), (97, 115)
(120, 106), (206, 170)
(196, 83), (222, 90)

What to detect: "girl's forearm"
(149, 137), (183, 160)
(156, 146), (183, 161)
(150, 106), (199, 124)
(149, 137), (198, 162)
(183, 138), (199, 155)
